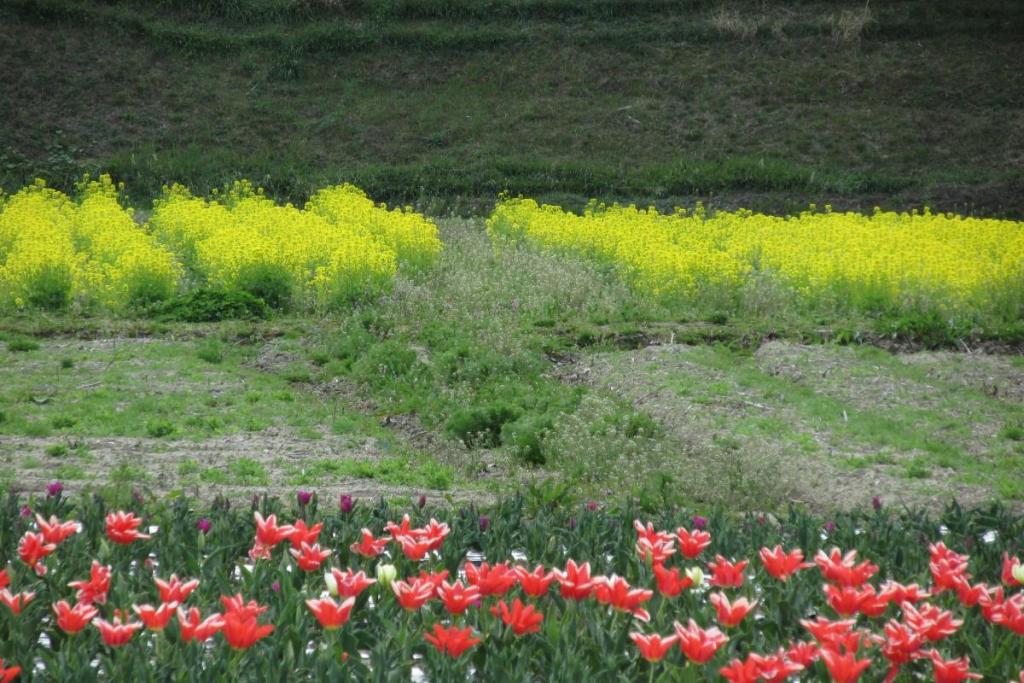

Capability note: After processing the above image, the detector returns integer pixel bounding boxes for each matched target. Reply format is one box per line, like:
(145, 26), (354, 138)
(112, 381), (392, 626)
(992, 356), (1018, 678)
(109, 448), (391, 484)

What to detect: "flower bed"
(0, 490), (1022, 681)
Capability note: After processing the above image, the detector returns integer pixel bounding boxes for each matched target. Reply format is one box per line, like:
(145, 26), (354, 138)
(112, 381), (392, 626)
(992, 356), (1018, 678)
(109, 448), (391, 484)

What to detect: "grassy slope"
(1, 0), (1022, 214)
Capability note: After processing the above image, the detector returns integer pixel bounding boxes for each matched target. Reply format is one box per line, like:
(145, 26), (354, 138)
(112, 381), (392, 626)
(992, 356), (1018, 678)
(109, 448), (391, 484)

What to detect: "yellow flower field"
(487, 198), (1024, 315)
(0, 178), (441, 312)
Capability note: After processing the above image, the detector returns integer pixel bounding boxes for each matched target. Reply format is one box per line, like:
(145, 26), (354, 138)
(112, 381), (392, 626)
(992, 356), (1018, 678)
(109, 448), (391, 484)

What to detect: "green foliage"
(146, 419), (176, 438)
(196, 338), (225, 364)
(235, 262), (294, 310)
(5, 337), (40, 352)
(44, 442), (69, 457)
(445, 402), (521, 448)
(156, 288), (269, 322)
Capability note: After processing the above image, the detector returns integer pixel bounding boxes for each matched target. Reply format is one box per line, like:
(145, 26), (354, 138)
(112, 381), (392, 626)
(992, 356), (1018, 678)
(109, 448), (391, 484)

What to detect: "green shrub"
(351, 340), (423, 388)
(51, 415), (77, 429)
(236, 262), (294, 310)
(25, 263), (73, 311)
(60, 357), (75, 369)
(45, 443), (69, 457)
(196, 338), (225, 364)
(999, 423), (1024, 441)
(146, 419), (176, 438)
(445, 401), (521, 448)
(6, 337), (40, 352)
(500, 414), (552, 465)
(156, 288), (268, 322)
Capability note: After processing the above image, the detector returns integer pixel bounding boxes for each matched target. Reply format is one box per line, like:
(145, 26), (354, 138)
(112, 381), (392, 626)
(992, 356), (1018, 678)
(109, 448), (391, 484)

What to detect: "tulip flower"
(709, 592), (757, 628)
(514, 565), (556, 597)
(0, 590), (35, 616)
(196, 518), (212, 534)
(253, 512), (293, 548)
(69, 561), (112, 605)
(633, 520), (674, 545)
(925, 651), (982, 683)
(824, 584), (886, 618)
(820, 645), (872, 683)
(635, 537), (676, 565)
(801, 617), (858, 649)
(105, 511), (151, 545)
(350, 529), (389, 558)
(414, 569), (449, 593)
(288, 520), (322, 549)
(395, 534), (434, 561)
(306, 596), (356, 630)
(784, 640), (820, 667)
(95, 615), (142, 647)
(1003, 553), (1024, 587)
(438, 580), (481, 615)
(756, 651), (805, 683)
(629, 632), (678, 662)
(424, 624), (480, 658)
(339, 495), (354, 514)
(53, 600), (98, 634)
(35, 514), (81, 545)
(876, 621), (924, 671)
(465, 562), (517, 596)
(989, 593), (1024, 634)
(290, 542), (332, 572)
(220, 595), (274, 649)
(676, 527), (712, 558)
(155, 575), (199, 604)
(708, 556), (748, 588)
(878, 581), (929, 605)
(759, 546), (812, 581)
(132, 602), (177, 630)
(392, 579), (435, 610)
(952, 578), (989, 608)
(375, 563), (398, 588)
(594, 576), (653, 621)
(720, 655), (766, 683)
(17, 532), (56, 576)
(0, 658), (20, 683)
(177, 607), (225, 642)
(902, 602), (962, 642)
(491, 599), (544, 635)
(0, 568), (8, 591)
(553, 560), (598, 601)
(652, 563), (693, 597)
(674, 619), (729, 664)
(327, 568), (375, 598)
(815, 548), (878, 587)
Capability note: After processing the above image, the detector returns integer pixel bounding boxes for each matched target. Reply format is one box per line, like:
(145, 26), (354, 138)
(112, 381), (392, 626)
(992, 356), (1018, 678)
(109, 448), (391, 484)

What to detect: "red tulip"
(0, 568), (8, 591)
(1002, 553), (1023, 587)
(419, 518), (451, 550)
(652, 563), (693, 597)
(756, 651), (805, 683)
(53, 600), (98, 634)
(289, 542), (332, 572)
(952, 578), (988, 608)
(0, 658), (19, 682)
(0, 590), (35, 616)
(989, 593), (1024, 634)
(814, 548), (877, 587)
(629, 632), (678, 662)
(133, 601), (179, 630)
(928, 543), (970, 593)
(553, 560), (598, 601)
(306, 596), (355, 630)
(414, 569), (449, 594)
(635, 537), (676, 565)
(708, 556), (748, 588)
(820, 645), (872, 683)
(925, 651), (982, 683)
(35, 514), (81, 545)
(784, 640), (820, 667)
(676, 527), (712, 559)
(514, 565), (555, 597)
(491, 598), (544, 635)
(438, 580), (481, 615)
(155, 575), (200, 604)
(220, 595), (274, 649)
(633, 520), (674, 545)
(105, 511), (151, 545)
(759, 546), (812, 581)
(17, 532), (56, 575)
(878, 581), (929, 605)
(253, 512), (293, 548)
(824, 584), (886, 618)
(349, 529), (389, 558)
(328, 568), (375, 598)
(465, 562), (517, 596)
(68, 561), (112, 605)
(423, 624), (480, 658)
(395, 534), (434, 561)
(902, 602), (962, 642)
(95, 615), (142, 647)
(720, 655), (765, 683)
(673, 618), (728, 664)
(800, 616), (857, 648)
(876, 621), (924, 668)
(392, 578), (435, 610)
(284, 519), (321, 549)
(177, 607), (224, 642)
(385, 514), (415, 537)
(594, 576), (653, 621)
(709, 591), (756, 628)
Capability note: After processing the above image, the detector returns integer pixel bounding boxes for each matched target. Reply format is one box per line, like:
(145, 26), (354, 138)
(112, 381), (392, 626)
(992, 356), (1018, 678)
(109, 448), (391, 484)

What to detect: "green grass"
(1, 0), (1021, 215)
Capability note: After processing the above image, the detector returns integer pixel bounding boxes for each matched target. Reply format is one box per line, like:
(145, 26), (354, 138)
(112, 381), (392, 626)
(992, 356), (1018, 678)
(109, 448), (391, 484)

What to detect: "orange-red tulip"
(306, 596), (355, 630)
(53, 600), (98, 634)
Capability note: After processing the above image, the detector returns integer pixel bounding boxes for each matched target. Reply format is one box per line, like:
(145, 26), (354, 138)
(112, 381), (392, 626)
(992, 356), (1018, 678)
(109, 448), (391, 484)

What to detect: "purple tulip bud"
(478, 515), (490, 532)
(132, 489), (145, 506)
(586, 501), (598, 512)
(339, 495), (354, 514)
(271, 581), (281, 593)
(20, 505), (32, 519)
(692, 515), (708, 530)
(567, 517), (577, 530)
(297, 490), (312, 506)
(197, 518), (212, 534)
(46, 481), (64, 497)
(824, 520), (836, 533)
(418, 494), (427, 509)
(872, 496), (882, 512)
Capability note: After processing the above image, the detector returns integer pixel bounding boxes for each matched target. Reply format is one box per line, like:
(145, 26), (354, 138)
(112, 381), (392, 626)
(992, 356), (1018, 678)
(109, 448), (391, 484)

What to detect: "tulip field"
(0, 492), (1022, 681)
